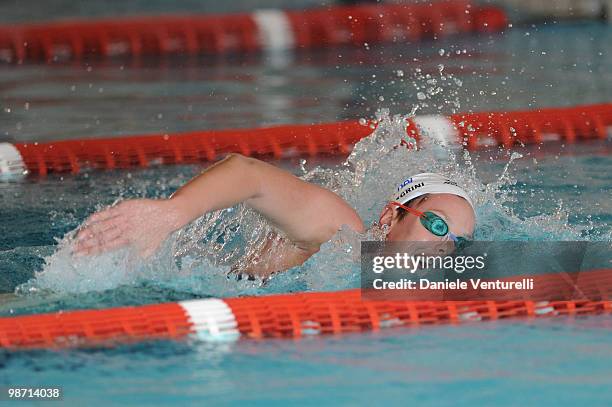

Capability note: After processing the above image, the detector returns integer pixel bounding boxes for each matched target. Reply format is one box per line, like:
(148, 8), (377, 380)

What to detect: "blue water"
(3, 318), (612, 406)
(1, 2), (612, 405)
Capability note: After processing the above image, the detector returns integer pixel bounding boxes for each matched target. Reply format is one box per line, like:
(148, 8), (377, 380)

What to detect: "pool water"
(1, 3), (612, 405)
(3, 318), (612, 406)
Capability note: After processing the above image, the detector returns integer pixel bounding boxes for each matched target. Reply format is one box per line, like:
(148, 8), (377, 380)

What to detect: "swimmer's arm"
(169, 154), (364, 250)
(75, 154), (363, 257)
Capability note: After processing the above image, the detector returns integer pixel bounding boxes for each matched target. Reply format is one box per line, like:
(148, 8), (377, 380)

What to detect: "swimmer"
(74, 154), (475, 277)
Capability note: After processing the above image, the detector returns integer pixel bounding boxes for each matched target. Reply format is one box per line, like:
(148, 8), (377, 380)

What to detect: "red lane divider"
(450, 103), (612, 149)
(0, 303), (192, 349)
(0, 1), (507, 63)
(1, 103), (610, 177)
(5, 121), (370, 176)
(1, 268), (611, 349)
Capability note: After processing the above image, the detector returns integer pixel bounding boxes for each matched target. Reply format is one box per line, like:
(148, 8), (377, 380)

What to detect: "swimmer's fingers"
(74, 225), (123, 253)
(75, 216), (125, 245)
(77, 236), (130, 257)
(84, 205), (125, 226)
(74, 218), (126, 254)
(82, 200), (146, 229)
(73, 227), (130, 256)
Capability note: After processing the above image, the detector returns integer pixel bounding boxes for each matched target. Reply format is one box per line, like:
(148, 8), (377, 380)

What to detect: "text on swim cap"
(396, 182), (424, 199)
(397, 177), (413, 192)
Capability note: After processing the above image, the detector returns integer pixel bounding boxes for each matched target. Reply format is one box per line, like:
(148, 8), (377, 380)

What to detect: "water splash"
(15, 66), (598, 297)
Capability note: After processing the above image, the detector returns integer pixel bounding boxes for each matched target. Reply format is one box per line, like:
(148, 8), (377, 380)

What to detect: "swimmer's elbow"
(225, 153), (261, 171)
(225, 153), (266, 199)
(225, 152), (251, 164)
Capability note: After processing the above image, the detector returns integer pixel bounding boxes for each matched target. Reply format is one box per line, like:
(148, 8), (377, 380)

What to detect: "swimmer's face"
(381, 194), (475, 242)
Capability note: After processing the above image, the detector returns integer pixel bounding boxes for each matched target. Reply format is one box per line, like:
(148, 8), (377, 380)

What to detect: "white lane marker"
(413, 115), (458, 147)
(179, 298), (240, 342)
(0, 142), (26, 178)
(252, 9), (295, 51)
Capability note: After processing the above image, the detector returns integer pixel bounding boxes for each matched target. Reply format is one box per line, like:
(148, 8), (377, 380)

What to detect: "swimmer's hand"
(74, 199), (183, 257)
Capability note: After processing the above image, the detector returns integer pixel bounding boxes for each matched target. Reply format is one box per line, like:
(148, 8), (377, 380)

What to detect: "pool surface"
(1, 2), (611, 405)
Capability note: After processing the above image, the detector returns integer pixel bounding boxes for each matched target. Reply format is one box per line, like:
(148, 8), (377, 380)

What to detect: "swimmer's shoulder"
(297, 180), (365, 240)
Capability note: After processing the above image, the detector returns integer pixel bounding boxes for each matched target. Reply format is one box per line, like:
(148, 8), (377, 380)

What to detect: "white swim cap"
(392, 172), (474, 210)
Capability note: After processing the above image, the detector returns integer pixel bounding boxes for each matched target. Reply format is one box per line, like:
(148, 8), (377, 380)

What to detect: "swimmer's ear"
(378, 203), (395, 227)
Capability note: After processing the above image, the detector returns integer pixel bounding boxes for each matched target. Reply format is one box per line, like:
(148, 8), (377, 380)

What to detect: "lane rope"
(1, 103), (610, 178)
(1, 268), (611, 349)
(0, 1), (507, 63)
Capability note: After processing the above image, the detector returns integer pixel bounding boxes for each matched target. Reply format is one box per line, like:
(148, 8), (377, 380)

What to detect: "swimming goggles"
(389, 201), (470, 250)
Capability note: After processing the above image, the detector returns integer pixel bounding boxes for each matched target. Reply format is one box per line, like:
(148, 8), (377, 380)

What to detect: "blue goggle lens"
(420, 212), (449, 237)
